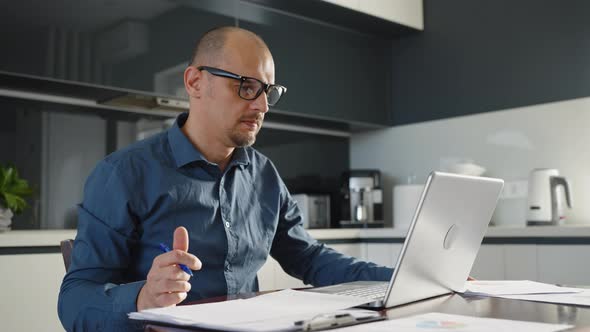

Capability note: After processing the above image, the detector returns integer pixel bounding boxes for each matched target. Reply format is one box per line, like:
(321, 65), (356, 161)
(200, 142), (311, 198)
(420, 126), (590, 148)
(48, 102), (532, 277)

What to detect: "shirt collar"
(167, 112), (250, 169)
(229, 146), (250, 169)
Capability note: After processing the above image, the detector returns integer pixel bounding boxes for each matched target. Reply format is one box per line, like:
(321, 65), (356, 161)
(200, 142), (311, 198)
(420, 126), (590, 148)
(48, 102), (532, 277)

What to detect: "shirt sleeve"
(270, 181), (394, 287)
(58, 160), (145, 332)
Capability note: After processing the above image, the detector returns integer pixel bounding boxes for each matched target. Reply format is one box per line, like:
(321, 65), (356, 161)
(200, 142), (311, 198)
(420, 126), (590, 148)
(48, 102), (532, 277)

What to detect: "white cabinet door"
(329, 243), (365, 260)
(0, 253), (65, 332)
(275, 243), (365, 289)
(258, 256), (308, 291)
(323, 0), (359, 10)
(258, 243), (366, 291)
(257, 256), (277, 291)
(470, 245), (505, 279)
(366, 243), (402, 267)
(322, 0), (423, 30)
(537, 245), (590, 285)
(358, 0), (424, 30)
(504, 245), (538, 281)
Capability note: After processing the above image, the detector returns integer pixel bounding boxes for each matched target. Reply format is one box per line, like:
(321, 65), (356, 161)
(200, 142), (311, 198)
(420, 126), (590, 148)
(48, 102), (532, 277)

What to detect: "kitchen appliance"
(526, 168), (573, 225)
(339, 170), (383, 227)
(292, 194), (331, 229)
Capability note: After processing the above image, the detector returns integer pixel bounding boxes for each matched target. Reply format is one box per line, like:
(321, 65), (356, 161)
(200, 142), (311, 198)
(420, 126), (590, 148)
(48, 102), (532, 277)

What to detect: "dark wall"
(390, 0), (590, 125)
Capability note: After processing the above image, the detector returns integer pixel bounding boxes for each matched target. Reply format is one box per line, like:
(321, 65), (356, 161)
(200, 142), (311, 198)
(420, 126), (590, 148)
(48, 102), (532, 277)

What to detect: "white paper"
(129, 289), (373, 332)
(462, 280), (583, 296)
(499, 289), (590, 307)
(329, 312), (572, 332)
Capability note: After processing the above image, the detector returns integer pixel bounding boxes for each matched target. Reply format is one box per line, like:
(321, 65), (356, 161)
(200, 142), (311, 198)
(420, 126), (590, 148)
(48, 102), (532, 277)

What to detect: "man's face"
(200, 38), (274, 148)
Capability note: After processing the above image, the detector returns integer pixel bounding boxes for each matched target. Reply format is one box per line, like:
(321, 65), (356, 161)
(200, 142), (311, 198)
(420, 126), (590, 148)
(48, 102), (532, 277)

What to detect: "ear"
(184, 66), (202, 99)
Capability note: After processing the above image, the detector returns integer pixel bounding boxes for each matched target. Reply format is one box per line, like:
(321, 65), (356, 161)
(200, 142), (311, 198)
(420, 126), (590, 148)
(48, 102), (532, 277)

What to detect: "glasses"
(197, 66), (287, 106)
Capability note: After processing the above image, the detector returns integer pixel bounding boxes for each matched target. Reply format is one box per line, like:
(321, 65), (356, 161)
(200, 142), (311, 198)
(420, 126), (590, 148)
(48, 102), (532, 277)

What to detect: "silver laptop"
(308, 171), (504, 308)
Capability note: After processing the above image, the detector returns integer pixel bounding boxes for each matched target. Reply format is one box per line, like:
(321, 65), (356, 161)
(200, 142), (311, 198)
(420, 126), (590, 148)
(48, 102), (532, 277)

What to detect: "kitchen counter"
(309, 225), (590, 245)
(3, 224), (590, 250)
(310, 224), (590, 238)
(0, 229), (77, 247)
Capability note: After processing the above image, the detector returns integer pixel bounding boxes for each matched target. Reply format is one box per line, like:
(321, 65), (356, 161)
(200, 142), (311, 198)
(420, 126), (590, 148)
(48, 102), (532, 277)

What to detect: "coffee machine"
(339, 170), (384, 227)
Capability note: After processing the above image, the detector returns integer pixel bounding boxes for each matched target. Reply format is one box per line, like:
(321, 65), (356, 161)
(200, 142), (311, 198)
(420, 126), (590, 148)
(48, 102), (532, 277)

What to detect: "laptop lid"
(381, 171), (504, 308)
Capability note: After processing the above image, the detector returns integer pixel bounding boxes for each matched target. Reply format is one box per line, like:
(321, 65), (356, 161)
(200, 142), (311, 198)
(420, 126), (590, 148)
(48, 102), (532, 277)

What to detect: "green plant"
(0, 165), (33, 214)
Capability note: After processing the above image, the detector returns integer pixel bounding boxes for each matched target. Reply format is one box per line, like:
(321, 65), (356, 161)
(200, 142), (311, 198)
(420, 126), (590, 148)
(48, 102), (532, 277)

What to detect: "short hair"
(188, 26), (269, 67)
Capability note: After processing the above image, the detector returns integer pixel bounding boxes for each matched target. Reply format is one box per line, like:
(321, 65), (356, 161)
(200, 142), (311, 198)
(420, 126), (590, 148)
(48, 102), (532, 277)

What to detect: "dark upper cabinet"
(238, 4), (392, 125)
(0, 0), (393, 127)
(242, 0), (422, 37)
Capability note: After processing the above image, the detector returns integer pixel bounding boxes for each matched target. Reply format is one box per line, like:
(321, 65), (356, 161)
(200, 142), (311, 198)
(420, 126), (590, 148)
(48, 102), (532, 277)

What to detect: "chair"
(60, 239), (74, 271)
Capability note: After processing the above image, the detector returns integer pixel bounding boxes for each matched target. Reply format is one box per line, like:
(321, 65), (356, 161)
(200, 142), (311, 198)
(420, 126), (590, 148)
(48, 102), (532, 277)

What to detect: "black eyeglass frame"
(196, 66), (287, 106)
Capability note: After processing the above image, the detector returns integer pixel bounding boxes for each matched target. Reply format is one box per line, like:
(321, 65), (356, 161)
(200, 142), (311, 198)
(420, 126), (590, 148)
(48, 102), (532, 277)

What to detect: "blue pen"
(158, 243), (194, 277)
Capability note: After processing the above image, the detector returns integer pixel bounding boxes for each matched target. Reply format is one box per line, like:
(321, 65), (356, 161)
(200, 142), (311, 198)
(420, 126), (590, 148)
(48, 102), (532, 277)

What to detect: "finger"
(157, 279), (191, 294)
(154, 291), (188, 307)
(151, 279), (191, 295)
(155, 250), (202, 270)
(147, 265), (191, 283)
(173, 226), (189, 252)
(160, 265), (191, 281)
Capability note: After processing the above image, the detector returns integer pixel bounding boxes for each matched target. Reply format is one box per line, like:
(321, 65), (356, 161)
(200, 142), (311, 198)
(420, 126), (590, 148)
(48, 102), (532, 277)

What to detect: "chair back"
(60, 239), (74, 271)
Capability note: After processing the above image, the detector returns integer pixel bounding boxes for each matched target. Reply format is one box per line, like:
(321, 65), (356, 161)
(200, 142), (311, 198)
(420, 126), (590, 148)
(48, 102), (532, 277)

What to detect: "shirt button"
(225, 221), (230, 228)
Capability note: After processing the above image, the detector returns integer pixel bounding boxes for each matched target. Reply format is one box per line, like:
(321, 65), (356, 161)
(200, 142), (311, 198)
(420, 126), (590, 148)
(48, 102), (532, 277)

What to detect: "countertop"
(3, 224), (590, 248)
(0, 229), (77, 247)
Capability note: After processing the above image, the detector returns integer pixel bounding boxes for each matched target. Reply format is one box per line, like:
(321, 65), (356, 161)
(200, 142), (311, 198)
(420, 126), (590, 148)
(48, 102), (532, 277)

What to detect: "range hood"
(0, 71), (387, 137)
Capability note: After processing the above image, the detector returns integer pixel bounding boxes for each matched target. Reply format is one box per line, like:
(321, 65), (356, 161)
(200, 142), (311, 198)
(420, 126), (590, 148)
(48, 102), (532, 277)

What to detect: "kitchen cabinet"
(0, 253), (65, 332)
(470, 245), (505, 280)
(471, 244), (537, 280)
(256, 254), (277, 291)
(323, 0), (357, 10)
(537, 245), (590, 285)
(1, 0), (395, 129)
(257, 256), (307, 291)
(258, 243), (366, 291)
(240, 7), (392, 126)
(504, 244), (538, 280)
(4, 228), (590, 332)
(471, 244), (590, 285)
(261, 242), (548, 287)
(368, 243), (539, 281)
(243, 0), (420, 38)
(325, 0), (424, 30)
(366, 243), (403, 267)
(331, 243), (365, 259)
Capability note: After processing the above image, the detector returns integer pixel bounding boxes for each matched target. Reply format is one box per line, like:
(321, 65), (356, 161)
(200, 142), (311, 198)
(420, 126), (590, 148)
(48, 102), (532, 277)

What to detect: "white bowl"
(448, 163), (486, 176)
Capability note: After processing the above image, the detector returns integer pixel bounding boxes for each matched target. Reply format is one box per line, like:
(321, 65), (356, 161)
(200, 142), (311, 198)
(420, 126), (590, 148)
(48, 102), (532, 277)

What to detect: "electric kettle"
(526, 168), (573, 225)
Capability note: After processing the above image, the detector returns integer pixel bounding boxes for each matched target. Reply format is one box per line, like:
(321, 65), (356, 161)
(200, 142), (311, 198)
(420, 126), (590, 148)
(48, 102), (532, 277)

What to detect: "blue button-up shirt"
(58, 112), (392, 331)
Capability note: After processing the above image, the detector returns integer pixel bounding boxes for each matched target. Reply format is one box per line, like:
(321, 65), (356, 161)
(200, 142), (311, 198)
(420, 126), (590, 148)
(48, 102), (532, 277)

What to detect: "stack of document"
(129, 289), (377, 332)
(463, 280), (583, 296)
(328, 312), (572, 332)
(462, 280), (590, 306)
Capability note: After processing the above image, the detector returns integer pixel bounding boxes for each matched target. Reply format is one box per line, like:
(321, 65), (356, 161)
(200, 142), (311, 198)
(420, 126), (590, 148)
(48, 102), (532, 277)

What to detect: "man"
(58, 26), (392, 331)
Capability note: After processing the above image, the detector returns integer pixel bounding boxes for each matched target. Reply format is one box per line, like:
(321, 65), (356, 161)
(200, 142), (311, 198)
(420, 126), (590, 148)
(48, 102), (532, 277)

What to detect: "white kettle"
(526, 169), (572, 225)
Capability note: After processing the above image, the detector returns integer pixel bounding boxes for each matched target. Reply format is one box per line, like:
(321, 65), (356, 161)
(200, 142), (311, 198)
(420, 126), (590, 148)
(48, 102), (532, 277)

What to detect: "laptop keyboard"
(333, 283), (388, 300)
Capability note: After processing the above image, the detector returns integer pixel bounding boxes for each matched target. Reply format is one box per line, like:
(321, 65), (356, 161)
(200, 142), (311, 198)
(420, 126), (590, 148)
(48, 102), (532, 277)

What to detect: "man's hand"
(137, 226), (202, 311)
